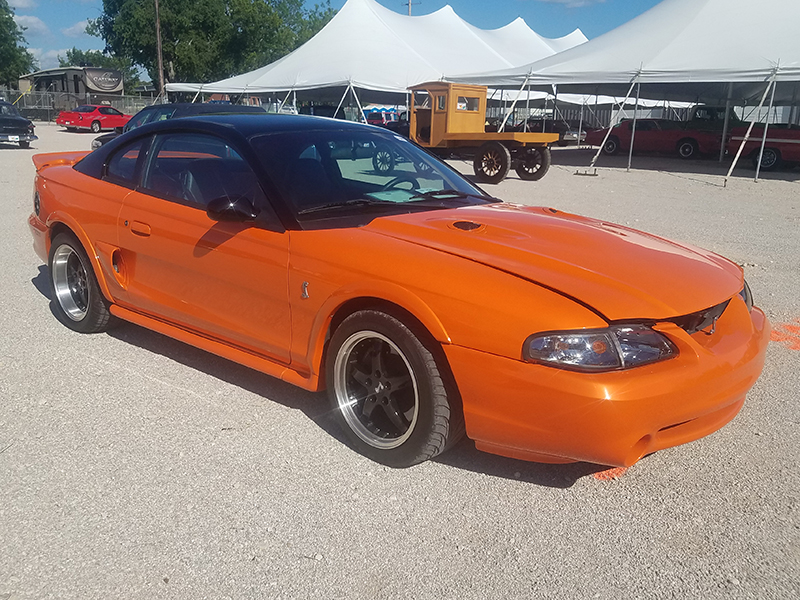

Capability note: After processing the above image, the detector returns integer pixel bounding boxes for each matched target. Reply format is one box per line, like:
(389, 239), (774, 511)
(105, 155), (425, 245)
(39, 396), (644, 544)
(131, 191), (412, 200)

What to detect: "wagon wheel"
(473, 141), (511, 184)
(372, 145), (395, 174)
(515, 147), (551, 181)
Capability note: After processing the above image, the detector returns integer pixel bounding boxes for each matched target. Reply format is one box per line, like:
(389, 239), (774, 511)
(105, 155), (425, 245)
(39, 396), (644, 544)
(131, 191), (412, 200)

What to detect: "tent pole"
(292, 90), (297, 113)
(588, 78), (637, 169)
(578, 103), (584, 148)
(755, 78), (778, 183)
(724, 73), (777, 187)
(499, 75), (530, 133)
(350, 84), (366, 123)
(278, 89), (292, 113)
(627, 79), (641, 172)
(191, 88), (201, 103)
(524, 81), (531, 132)
(719, 82), (733, 163)
(333, 84), (350, 119)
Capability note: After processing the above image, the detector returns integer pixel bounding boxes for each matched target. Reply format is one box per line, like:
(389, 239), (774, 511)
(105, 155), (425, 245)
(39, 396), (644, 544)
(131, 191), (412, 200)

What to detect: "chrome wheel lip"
(52, 244), (88, 321)
(333, 330), (419, 450)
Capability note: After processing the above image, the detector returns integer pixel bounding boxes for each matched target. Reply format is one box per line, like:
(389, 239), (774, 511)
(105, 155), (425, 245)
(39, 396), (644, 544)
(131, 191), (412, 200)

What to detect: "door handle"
(130, 221), (151, 237)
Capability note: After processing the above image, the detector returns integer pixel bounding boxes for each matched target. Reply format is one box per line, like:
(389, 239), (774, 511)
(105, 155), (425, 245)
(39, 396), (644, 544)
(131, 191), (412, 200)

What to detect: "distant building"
(19, 66), (124, 98)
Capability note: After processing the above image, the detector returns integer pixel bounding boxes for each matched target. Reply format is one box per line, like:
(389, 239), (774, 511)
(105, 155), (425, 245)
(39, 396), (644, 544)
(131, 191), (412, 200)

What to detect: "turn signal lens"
(524, 325), (677, 372)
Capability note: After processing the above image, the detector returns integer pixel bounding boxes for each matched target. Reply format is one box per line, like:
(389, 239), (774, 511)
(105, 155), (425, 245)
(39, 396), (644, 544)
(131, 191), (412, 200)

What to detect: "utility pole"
(155, 0), (165, 102)
(404, 1), (420, 16)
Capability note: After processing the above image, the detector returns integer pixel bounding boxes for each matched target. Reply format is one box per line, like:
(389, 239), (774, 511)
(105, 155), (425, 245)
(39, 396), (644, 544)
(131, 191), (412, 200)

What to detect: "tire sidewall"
(603, 137), (619, 155)
(326, 310), (444, 467)
(48, 232), (110, 333)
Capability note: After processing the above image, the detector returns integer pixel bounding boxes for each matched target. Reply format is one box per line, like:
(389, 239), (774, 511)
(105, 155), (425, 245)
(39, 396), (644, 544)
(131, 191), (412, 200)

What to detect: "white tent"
(165, 0), (586, 96)
(451, 0), (800, 105)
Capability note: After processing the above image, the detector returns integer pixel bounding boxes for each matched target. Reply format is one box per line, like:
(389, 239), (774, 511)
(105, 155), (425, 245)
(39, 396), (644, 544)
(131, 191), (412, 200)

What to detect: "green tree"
(88, 0), (336, 91)
(58, 48), (143, 94)
(0, 0), (37, 88)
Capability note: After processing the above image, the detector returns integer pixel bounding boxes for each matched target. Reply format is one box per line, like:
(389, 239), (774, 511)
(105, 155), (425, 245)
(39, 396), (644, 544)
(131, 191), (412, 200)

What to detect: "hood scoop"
(450, 220), (485, 232)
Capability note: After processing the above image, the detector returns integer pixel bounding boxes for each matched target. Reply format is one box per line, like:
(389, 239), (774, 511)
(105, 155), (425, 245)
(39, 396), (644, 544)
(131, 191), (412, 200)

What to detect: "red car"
(56, 105), (132, 133)
(586, 119), (722, 159)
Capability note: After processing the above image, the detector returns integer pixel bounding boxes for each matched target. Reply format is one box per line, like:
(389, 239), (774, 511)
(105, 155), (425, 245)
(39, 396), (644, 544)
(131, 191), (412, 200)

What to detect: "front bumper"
(444, 299), (770, 467)
(0, 133), (37, 143)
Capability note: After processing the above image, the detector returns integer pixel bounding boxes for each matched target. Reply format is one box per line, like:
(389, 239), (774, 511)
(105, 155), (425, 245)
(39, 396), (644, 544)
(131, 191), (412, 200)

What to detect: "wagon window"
(456, 96), (479, 112)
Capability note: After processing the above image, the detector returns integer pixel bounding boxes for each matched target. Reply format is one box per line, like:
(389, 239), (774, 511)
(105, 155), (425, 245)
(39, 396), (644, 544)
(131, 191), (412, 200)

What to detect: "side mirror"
(206, 196), (260, 222)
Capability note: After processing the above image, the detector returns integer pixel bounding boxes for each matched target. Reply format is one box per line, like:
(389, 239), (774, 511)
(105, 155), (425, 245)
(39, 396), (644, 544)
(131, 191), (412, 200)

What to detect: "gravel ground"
(1, 123), (798, 600)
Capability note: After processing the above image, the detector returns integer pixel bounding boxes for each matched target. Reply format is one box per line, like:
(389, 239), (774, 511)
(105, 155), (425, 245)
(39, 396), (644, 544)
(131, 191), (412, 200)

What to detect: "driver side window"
(141, 133), (267, 209)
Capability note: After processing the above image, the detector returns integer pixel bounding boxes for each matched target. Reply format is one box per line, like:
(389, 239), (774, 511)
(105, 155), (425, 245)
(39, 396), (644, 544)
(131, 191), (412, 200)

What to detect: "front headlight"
(738, 280), (753, 311)
(523, 325), (677, 372)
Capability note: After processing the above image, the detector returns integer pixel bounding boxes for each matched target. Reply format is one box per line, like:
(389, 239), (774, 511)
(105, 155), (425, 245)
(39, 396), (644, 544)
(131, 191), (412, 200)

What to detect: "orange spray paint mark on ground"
(770, 319), (800, 351)
(593, 466), (629, 481)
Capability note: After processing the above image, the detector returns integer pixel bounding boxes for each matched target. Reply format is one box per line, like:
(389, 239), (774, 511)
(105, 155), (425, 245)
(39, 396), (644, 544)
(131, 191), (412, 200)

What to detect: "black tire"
(473, 141), (511, 184)
(48, 232), (115, 333)
(753, 147), (781, 171)
(372, 145), (395, 174)
(90, 121), (101, 133)
(326, 310), (464, 467)
(19, 141), (30, 149)
(515, 147), (551, 181)
(602, 136), (620, 156)
(677, 138), (699, 159)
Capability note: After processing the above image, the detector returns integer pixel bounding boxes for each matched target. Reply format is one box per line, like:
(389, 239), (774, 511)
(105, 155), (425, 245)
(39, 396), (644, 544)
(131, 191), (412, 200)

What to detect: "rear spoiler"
(32, 151), (90, 172)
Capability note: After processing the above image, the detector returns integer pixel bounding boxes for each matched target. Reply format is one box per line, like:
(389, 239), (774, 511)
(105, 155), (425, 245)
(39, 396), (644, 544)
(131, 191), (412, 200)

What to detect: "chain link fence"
(1, 89), (156, 121)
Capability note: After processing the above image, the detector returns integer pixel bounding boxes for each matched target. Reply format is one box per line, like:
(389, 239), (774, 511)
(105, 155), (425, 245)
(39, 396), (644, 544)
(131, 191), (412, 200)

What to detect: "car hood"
(366, 204), (742, 321)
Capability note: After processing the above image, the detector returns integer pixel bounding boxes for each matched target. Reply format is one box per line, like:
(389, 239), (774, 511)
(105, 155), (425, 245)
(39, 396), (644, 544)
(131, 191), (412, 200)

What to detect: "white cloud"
(13, 15), (50, 37)
(9, 0), (39, 9)
(537, 0), (607, 7)
(29, 48), (69, 70)
(62, 20), (89, 38)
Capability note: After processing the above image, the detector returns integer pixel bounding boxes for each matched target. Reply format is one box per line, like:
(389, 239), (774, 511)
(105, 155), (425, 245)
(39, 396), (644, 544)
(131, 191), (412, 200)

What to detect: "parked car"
(585, 119), (722, 159)
(366, 111), (398, 126)
(91, 102), (267, 149)
(727, 124), (800, 171)
(0, 100), (37, 148)
(56, 105), (132, 133)
(29, 114), (769, 469)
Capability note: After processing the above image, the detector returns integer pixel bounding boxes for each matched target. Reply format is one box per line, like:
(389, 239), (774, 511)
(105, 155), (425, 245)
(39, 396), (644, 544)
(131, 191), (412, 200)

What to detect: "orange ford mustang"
(28, 115), (770, 468)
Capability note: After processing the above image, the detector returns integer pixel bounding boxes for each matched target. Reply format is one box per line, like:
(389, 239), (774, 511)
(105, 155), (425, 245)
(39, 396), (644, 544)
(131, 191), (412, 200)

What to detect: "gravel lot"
(1, 122), (798, 600)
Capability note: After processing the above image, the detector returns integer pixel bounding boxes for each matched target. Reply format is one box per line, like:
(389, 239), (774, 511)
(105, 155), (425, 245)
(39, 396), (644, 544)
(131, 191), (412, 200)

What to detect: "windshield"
(250, 128), (490, 219)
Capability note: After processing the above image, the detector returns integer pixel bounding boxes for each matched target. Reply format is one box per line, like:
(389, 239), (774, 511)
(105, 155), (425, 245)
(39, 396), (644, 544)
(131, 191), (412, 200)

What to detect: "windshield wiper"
(409, 189), (497, 203)
(297, 198), (398, 215)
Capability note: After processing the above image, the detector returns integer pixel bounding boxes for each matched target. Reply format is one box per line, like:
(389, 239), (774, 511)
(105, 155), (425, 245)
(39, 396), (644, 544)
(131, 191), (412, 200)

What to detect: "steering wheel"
(381, 174), (420, 191)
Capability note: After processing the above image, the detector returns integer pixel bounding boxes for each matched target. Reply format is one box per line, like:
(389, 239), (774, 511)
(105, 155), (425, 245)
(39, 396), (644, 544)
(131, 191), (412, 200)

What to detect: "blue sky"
(10, 0), (662, 72)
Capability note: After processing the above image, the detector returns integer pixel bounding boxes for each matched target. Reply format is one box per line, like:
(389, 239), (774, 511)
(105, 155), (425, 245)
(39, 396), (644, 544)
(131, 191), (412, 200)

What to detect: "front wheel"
(473, 141), (511, 184)
(48, 233), (115, 333)
(515, 147), (551, 181)
(677, 138), (698, 159)
(90, 121), (101, 133)
(326, 310), (463, 467)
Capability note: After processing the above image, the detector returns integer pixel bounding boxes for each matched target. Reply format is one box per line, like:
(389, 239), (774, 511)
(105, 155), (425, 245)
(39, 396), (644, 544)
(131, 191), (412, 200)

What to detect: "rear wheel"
(473, 141), (511, 184)
(515, 147), (551, 181)
(90, 121), (101, 133)
(754, 147), (781, 171)
(326, 310), (463, 467)
(602, 136), (620, 156)
(48, 233), (115, 333)
(677, 138), (699, 159)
